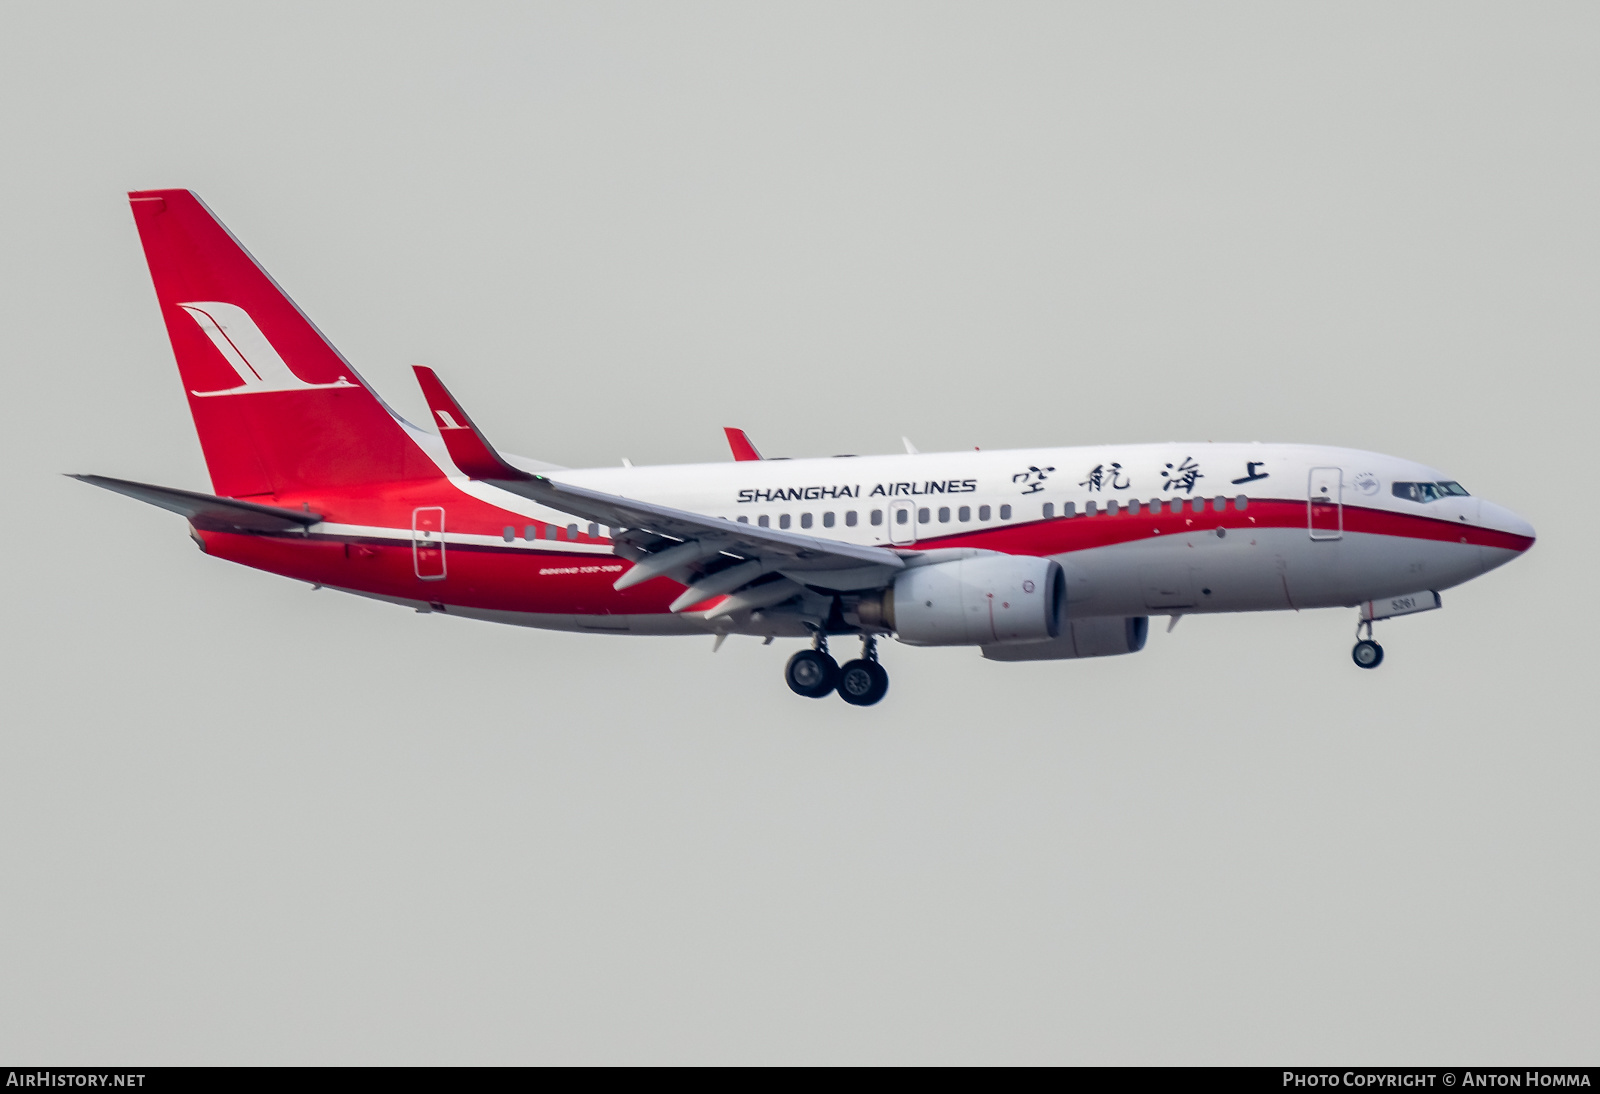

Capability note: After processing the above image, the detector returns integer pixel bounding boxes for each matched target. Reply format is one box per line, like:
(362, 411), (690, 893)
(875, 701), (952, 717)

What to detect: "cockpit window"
(1392, 481), (1471, 503)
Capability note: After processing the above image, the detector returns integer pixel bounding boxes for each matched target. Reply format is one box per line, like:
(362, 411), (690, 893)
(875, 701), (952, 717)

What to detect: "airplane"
(76, 190), (1536, 707)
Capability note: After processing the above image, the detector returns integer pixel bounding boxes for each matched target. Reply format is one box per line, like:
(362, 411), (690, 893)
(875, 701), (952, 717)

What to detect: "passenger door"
(1308, 468), (1342, 541)
(413, 506), (447, 580)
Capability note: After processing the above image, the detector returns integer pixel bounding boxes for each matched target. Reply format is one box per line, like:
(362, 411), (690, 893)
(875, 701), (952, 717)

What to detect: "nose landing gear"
(785, 634), (889, 705)
(1351, 619), (1384, 670)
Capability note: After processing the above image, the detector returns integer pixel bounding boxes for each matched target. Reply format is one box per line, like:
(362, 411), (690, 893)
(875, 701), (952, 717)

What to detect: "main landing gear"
(1352, 619), (1384, 670)
(785, 635), (890, 706)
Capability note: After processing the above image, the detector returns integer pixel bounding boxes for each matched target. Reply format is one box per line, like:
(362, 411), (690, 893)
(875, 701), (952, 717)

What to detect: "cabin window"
(800, 513), (813, 529)
(1041, 502), (1054, 519)
(999, 504), (1012, 520)
(1212, 496), (1225, 512)
(822, 511), (835, 527)
(1086, 500), (1098, 516)
(779, 514), (792, 529)
(958, 506), (971, 522)
(1127, 499), (1141, 515)
(546, 524), (559, 540)
(1234, 495), (1248, 511)
(1063, 501), (1076, 517)
(938, 506), (951, 522)
(737, 515), (749, 523)
(758, 515), (770, 528)
(845, 511), (858, 527)
(1107, 499), (1119, 515)
(979, 505), (991, 521)
(895, 509), (909, 525)
(588, 523), (599, 537)
(871, 510), (883, 526)
(524, 525), (537, 540)
(567, 524), (579, 539)
(503, 526), (515, 542)
(918, 507), (930, 523)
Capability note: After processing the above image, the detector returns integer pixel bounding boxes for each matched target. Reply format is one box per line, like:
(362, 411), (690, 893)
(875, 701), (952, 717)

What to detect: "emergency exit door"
(1308, 468), (1342, 540)
(413, 506), (447, 579)
(888, 500), (918, 545)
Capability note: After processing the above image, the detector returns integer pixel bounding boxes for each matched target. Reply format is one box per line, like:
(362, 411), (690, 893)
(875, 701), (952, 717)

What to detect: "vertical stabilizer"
(129, 190), (435, 498)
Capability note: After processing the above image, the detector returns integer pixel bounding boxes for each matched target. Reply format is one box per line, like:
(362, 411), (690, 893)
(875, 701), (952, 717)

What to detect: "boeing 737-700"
(76, 190), (1536, 706)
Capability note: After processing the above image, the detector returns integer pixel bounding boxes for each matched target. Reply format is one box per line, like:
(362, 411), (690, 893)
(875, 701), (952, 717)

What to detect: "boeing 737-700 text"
(77, 190), (1536, 706)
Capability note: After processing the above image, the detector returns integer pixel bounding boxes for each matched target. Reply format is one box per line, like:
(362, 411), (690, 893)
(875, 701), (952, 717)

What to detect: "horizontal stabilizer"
(412, 366), (532, 481)
(71, 474), (321, 532)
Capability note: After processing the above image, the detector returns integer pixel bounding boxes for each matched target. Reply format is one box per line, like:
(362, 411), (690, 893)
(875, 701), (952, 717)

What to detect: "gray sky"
(1, 1), (1595, 1064)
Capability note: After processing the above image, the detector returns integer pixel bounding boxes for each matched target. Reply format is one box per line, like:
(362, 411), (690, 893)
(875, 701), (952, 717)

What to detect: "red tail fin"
(129, 190), (435, 498)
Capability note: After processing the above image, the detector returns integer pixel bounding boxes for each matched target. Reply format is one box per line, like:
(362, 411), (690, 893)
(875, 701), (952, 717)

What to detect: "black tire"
(1352, 639), (1384, 669)
(786, 649), (839, 698)
(836, 659), (889, 706)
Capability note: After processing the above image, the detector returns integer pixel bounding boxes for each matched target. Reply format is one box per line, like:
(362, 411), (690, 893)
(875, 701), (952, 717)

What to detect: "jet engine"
(980, 615), (1150, 661)
(856, 554), (1065, 647)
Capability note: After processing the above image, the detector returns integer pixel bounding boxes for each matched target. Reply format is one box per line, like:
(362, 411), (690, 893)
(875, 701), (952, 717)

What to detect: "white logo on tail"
(178, 302), (355, 397)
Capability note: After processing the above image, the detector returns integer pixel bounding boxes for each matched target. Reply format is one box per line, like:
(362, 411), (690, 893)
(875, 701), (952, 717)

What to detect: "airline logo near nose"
(178, 301), (355, 397)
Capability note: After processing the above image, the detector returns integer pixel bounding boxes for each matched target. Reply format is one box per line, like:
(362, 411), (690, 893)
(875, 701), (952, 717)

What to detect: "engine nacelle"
(860, 554), (1065, 647)
(981, 616), (1149, 661)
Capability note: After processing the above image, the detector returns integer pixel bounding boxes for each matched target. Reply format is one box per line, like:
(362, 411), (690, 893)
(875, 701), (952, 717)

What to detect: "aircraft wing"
(412, 367), (905, 592)
(502, 473), (902, 573)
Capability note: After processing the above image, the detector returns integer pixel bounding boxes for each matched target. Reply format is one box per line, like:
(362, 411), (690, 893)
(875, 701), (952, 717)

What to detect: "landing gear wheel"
(1352, 639), (1384, 669)
(786, 649), (839, 697)
(836, 659), (889, 706)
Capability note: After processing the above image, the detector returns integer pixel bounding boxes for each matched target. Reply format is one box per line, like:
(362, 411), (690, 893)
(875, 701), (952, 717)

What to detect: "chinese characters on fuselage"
(1011, 466), (1054, 495)
(1078, 463), (1130, 492)
(731, 456), (1278, 506)
(1161, 457), (1204, 493)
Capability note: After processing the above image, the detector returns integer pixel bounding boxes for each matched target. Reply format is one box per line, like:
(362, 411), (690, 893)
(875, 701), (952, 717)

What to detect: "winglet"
(412, 366), (531, 480)
(723, 427), (763, 461)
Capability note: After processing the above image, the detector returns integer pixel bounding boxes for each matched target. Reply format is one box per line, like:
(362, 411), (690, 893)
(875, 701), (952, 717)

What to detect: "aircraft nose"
(1476, 500), (1535, 577)
(1480, 500), (1536, 545)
